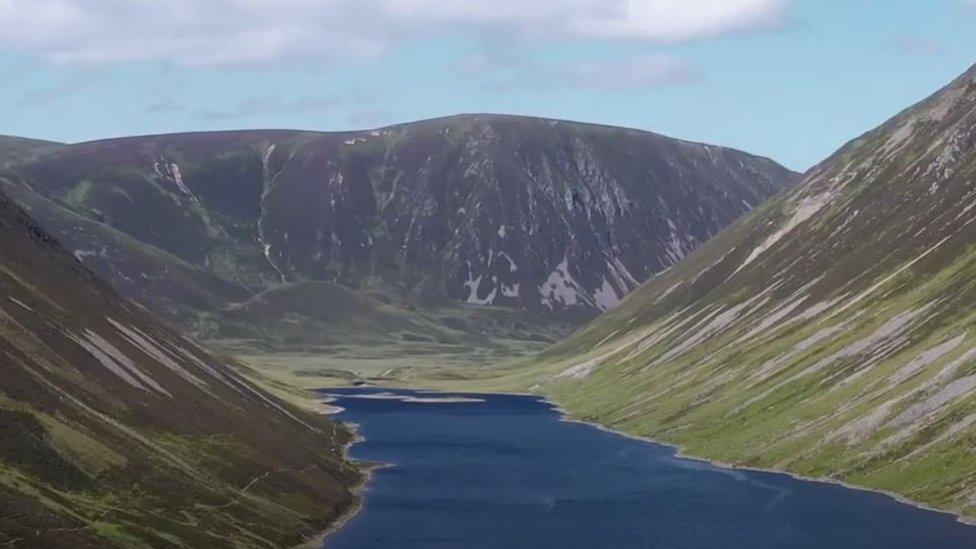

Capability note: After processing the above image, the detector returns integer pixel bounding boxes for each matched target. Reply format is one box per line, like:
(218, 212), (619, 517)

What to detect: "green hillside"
(521, 64), (976, 520)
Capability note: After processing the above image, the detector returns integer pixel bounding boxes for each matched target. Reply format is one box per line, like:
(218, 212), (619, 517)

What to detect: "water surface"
(324, 388), (976, 548)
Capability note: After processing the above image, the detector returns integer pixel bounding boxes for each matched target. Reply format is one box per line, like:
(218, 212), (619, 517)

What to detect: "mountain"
(0, 135), (62, 167)
(0, 115), (797, 359)
(532, 64), (976, 519)
(0, 141), (359, 545)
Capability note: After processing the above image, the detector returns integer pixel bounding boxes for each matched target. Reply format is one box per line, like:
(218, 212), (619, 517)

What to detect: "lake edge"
(320, 387), (976, 547)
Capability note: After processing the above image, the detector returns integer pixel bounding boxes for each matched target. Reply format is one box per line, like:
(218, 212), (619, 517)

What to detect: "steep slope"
(532, 64), (976, 519)
(0, 116), (796, 355)
(0, 183), (359, 546)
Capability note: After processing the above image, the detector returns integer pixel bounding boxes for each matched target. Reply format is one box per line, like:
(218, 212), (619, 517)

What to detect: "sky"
(1, 0), (975, 171)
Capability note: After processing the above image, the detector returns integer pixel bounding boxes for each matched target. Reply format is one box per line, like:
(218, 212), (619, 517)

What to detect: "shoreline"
(301, 421), (375, 549)
(311, 384), (976, 545)
(357, 382), (976, 526)
(543, 399), (976, 528)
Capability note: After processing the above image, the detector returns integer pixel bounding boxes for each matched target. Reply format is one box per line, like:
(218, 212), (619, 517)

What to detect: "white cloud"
(565, 0), (788, 41)
(0, 0), (790, 68)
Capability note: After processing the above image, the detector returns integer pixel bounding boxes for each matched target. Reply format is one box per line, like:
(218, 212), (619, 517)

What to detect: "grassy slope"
(225, 281), (567, 388)
(491, 65), (976, 520)
(0, 181), (361, 547)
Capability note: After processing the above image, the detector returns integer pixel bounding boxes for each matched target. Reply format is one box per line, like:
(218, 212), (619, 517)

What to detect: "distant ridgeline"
(0, 115), (796, 349)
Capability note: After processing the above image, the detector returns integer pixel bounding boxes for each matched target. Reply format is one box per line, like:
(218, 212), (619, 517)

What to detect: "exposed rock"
(0, 115), (796, 348)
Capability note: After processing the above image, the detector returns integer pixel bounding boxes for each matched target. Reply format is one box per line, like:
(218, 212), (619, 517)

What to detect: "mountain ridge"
(1, 115), (798, 365)
(61, 113), (789, 157)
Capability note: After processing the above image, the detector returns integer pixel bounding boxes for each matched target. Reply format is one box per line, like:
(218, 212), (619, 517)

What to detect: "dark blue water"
(323, 388), (976, 549)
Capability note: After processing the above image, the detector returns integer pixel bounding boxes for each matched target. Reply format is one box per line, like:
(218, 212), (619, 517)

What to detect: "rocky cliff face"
(1, 115), (796, 345)
(0, 140), (359, 546)
(535, 64), (976, 519)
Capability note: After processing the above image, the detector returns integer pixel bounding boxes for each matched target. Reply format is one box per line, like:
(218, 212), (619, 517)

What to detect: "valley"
(0, 115), (796, 385)
(254, 62), (976, 533)
(5, 3), (976, 548)
(0, 117), (797, 546)
(4, 65), (976, 548)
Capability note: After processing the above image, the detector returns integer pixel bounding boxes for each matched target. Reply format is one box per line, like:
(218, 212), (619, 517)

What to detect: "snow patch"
(736, 296), (808, 343)
(153, 159), (196, 201)
(829, 400), (897, 444)
(70, 330), (170, 397)
(888, 347), (976, 433)
(654, 281), (683, 304)
(74, 249), (98, 262)
(736, 193), (833, 273)
(556, 358), (601, 380)
(607, 257), (640, 288)
(750, 320), (853, 383)
(889, 334), (966, 386)
(539, 255), (587, 309)
(653, 291), (771, 366)
(107, 318), (210, 390)
(7, 297), (33, 312)
(501, 282), (520, 298)
(592, 278), (621, 311)
(794, 306), (931, 383)
(463, 262), (496, 305)
(495, 251), (518, 273)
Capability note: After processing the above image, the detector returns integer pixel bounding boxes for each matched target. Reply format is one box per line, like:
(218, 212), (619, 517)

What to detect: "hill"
(0, 139), (359, 546)
(0, 116), (797, 373)
(529, 64), (976, 519)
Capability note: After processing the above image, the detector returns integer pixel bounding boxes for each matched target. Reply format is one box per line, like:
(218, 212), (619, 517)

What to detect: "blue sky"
(1, 0), (975, 171)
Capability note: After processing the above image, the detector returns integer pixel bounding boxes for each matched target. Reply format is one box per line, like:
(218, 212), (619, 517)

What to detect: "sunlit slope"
(534, 64), (976, 518)
(0, 179), (359, 547)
